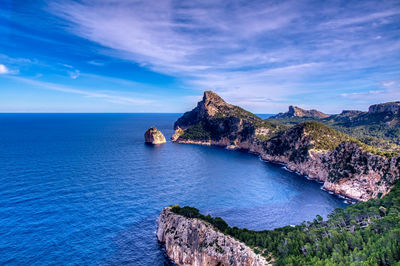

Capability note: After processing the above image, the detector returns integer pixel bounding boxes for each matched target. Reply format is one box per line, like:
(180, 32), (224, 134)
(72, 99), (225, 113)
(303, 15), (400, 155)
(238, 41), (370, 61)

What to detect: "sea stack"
(144, 127), (166, 144)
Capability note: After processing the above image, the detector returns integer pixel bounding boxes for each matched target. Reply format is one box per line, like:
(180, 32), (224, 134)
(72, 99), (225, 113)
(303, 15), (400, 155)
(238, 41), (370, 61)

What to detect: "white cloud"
(0, 64), (10, 74)
(88, 60), (105, 66)
(11, 76), (154, 106)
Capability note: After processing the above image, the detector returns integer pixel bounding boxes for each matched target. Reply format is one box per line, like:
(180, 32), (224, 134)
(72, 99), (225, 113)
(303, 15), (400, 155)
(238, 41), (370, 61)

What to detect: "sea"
(0, 114), (347, 265)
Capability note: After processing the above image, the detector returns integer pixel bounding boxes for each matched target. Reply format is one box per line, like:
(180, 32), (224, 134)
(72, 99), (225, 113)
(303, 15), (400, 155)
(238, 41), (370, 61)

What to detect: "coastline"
(173, 138), (360, 203)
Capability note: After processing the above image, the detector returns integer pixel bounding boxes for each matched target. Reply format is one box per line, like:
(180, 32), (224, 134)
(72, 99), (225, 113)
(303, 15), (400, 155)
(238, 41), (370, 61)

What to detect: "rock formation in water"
(157, 207), (270, 266)
(144, 126), (166, 144)
(272, 105), (330, 119)
(172, 91), (400, 201)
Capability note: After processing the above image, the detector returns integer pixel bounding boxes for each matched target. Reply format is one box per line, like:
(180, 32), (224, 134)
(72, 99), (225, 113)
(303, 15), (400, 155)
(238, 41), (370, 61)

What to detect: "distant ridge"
(271, 105), (330, 119)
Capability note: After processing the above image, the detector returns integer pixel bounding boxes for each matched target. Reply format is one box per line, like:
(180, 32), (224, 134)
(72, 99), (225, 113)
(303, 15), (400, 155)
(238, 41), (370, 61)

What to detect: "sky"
(0, 0), (400, 113)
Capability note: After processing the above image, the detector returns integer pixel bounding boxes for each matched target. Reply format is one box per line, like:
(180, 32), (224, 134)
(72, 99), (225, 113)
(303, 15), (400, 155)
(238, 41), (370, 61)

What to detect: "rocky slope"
(326, 102), (400, 127)
(172, 91), (400, 201)
(272, 105), (330, 119)
(157, 207), (270, 266)
(144, 126), (166, 144)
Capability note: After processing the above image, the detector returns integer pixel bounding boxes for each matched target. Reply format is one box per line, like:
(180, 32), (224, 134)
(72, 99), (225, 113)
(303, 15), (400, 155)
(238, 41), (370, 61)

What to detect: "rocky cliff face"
(157, 207), (270, 266)
(144, 126), (166, 144)
(272, 105), (330, 119)
(172, 91), (400, 201)
(251, 132), (400, 201)
(368, 102), (400, 114)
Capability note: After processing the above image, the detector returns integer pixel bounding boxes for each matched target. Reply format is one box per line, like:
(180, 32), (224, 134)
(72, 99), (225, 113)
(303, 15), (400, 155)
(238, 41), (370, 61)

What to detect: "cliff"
(254, 124), (400, 201)
(172, 91), (400, 201)
(368, 102), (400, 114)
(157, 207), (270, 266)
(272, 105), (330, 119)
(144, 126), (166, 144)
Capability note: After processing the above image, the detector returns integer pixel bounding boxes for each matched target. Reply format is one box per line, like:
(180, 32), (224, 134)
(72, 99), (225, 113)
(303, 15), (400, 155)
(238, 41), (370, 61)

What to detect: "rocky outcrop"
(157, 207), (270, 266)
(144, 126), (166, 144)
(272, 105), (330, 119)
(172, 91), (400, 201)
(368, 102), (400, 114)
(171, 127), (184, 142)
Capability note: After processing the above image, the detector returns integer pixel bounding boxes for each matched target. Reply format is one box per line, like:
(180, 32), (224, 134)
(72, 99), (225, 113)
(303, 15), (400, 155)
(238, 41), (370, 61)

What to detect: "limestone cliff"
(272, 105), (330, 119)
(368, 102), (400, 114)
(172, 91), (400, 201)
(144, 126), (166, 144)
(157, 207), (270, 266)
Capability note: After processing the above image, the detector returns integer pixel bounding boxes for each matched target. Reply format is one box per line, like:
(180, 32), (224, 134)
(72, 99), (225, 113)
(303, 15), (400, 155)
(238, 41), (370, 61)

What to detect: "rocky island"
(144, 126), (166, 144)
(171, 91), (400, 201)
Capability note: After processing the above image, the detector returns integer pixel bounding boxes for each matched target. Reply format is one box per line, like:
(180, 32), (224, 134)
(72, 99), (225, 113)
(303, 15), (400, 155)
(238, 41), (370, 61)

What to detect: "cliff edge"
(157, 207), (270, 266)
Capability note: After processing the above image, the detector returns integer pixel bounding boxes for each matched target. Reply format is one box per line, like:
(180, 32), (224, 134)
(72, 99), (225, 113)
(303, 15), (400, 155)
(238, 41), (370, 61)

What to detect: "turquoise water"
(0, 114), (347, 265)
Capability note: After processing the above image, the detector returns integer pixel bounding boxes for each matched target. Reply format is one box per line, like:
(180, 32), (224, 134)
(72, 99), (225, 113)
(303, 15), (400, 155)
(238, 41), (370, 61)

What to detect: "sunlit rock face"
(144, 127), (166, 144)
(157, 207), (270, 266)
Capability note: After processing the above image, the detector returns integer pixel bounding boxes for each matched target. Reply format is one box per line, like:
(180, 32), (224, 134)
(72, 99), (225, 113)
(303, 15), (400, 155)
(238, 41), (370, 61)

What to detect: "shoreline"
(173, 139), (359, 204)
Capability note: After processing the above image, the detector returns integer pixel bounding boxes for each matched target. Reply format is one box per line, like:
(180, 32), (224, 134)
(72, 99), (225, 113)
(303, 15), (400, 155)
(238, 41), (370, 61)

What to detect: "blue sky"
(1, 0), (400, 113)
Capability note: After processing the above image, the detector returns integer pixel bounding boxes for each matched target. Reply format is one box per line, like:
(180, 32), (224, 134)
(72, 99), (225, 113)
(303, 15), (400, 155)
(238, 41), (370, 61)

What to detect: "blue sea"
(0, 114), (347, 265)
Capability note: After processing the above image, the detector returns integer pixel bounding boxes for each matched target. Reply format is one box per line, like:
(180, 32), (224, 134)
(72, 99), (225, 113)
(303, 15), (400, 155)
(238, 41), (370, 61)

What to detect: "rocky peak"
(199, 91), (233, 117)
(368, 102), (400, 114)
(174, 91), (240, 130)
(273, 106), (330, 119)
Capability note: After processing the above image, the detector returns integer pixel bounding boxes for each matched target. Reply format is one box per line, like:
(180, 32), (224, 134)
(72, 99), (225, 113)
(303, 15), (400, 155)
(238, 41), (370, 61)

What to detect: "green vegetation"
(303, 121), (355, 151)
(267, 115), (400, 154)
(180, 122), (211, 141)
(171, 182), (400, 265)
(303, 122), (398, 157)
(213, 106), (262, 121)
(171, 205), (228, 232)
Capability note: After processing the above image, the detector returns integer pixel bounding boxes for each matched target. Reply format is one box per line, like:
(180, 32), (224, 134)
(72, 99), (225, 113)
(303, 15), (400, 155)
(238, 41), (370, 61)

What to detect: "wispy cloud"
(341, 80), (400, 102)
(88, 60), (105, 66)
(11, 76), (154, 105)
(68, 69), (80, 79)
(45, 0), (400, 112)
(58, 63), (81, 79)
